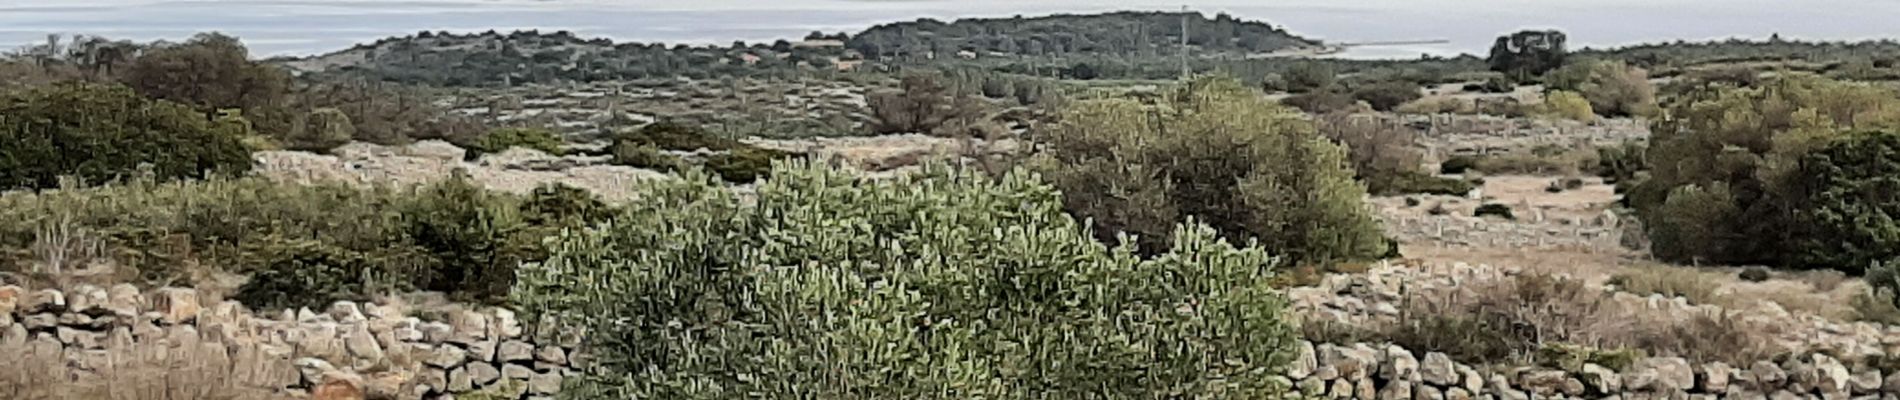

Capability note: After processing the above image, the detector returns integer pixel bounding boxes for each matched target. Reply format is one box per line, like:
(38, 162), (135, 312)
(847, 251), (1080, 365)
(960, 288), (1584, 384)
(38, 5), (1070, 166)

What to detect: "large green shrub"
(234, 239), (394, 310)
(1031, 76), (1386, 265)
(608, 121), (794, 183)
(1790, 130), (1900, 273)
(1633, 75), (1900, 268)
(514, 162), (1299, 399)
(0, 83), (254, 190)
(399, 172), (535, 303)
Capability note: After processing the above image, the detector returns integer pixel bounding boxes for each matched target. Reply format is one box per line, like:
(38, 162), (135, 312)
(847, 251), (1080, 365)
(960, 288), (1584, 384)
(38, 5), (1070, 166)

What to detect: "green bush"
(0, 83), (254, 190)
(515, 162), (1299, 399)
(608, 121), (794, 183)
(468, 127), (563, 158)
(1281, 90), (1358, 114)
(282, 108), (356, 152)
(398, 172), (534, 303)
(1474, 204), (1515, 220)
(1033, 76), (1387, 264)
(1540, 90), (1597, 121)
(234, 239), (394, 310)
(1791, 131), (1900, 273)
(609, 142), (683, 171)
(1738, 267), (1772, 282)
(1440, 155), (1481, 174)
(521, 183), (613, 227)
(1633, 76), (1900, 268)
(1350, 81), (1423, 112)
(1372, 172), (1474, 196)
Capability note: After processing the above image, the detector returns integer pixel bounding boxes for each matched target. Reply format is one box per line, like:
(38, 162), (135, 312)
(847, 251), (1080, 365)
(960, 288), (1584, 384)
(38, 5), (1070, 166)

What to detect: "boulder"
(1420, 352), (1458, 386)
(419, 322), (453, 344)
(66, 285), (106, 315)
(466, 339), (498, 363)
(494, 308), (523, 339)
(502, 363), (535, 380)
(295, 357), (339, 386)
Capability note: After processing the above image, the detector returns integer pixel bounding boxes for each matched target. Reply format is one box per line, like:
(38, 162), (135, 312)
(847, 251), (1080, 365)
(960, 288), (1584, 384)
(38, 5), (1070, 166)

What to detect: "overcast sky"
(4, 0), (1895, 58)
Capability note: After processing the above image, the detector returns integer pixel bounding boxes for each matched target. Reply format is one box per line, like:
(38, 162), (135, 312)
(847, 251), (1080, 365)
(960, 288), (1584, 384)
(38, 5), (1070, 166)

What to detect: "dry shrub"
(1851, 290), (1900, 325)
(1606, 267), (1722, 305)
(1352, 272), (1784, 366)
(1, 341), (295, 400)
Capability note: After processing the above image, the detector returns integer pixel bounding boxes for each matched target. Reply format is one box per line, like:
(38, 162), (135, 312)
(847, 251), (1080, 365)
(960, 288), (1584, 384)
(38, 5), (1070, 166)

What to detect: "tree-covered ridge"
(281, 29), (859, 86)
(848, 11), (1320, 60)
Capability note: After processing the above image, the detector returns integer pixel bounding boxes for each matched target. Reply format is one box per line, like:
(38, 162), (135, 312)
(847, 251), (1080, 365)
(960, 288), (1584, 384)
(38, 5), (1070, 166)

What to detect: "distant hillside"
(848, 11), (1322, 60)
(278, 11), (1321, 86)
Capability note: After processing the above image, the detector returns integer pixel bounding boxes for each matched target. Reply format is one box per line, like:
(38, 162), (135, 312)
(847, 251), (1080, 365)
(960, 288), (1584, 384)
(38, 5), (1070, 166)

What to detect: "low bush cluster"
(607, 121), (796, 183)
(0, 175), (613, 307)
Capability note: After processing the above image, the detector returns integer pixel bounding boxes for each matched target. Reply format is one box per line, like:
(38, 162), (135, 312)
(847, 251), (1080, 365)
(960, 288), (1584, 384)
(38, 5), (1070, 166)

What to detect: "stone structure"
(0, 285), (577, 399)
(5, 281), (1896, 398)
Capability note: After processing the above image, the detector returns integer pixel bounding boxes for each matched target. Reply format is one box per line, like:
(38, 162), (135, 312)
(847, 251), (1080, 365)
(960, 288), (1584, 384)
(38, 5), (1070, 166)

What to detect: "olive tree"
(514, 162), (1299, 399)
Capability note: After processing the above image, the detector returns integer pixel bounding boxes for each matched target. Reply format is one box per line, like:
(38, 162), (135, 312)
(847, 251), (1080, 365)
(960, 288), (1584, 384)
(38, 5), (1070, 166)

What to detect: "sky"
(4, 0), (1897, 59)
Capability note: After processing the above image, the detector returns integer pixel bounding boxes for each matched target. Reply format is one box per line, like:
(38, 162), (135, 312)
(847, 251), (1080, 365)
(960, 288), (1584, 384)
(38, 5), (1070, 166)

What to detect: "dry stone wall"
(4, 281), (1897, 399)
(0, 285), (579, 399)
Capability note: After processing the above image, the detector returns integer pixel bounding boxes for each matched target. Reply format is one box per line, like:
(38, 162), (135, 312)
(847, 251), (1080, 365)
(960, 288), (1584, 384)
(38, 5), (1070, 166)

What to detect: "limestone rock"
(67, 285), (106, 315)
(0, 285), (22, 315)
(467, 339), (498, 363)
(1421, 352), (1457, 386)
(448, 311), (490, 344)
(502, 363), (535, 380)
(468, 362), (502, 386)
(311, 372), (365, 400)
(494, 308), (523, 339)
(534, 345), (567, 365)
(528, 371), (563, 394)
(1811, 354), (1851, 394)
(1445, 387), (1471, 400)
(296, 357), (339, 386)
(1288, 341), (1318, 380)
(1518, 369), (1569, 396)
(1849, 369), (1881, 394)
(150, 288), (199, 324)
(424, 344), (468, 368)
(1376, 378), (1412, 400)
(329, 301), (365, 323)
(1382, 345), (1419, 382)
(1630, 357), (1694, 392)
(420, 322), (453, 344)
(448, 367), (473, 392)
(24, 289), (65, 314)
(1701, 362), (1732, 394)
(1320, 343), (1379, 381)
(105, 284), (141, 317)
(1581, 363), (1622, 393)
(1752, 361), (1788, 388)
(345, 324), (385, 366)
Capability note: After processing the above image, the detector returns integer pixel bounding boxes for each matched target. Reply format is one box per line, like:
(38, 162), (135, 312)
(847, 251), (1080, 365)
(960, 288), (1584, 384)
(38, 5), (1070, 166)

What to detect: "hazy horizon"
(4, 0), (1897, 59)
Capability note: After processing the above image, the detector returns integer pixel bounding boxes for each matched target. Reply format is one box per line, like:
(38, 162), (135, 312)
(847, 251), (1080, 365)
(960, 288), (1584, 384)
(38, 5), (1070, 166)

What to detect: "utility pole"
(1180, 5), (1190, 80)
